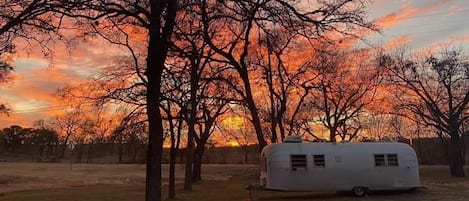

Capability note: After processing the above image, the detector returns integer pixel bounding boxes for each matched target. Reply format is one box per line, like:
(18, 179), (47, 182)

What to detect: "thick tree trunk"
(145, 0), (176, 200)
(329, 127), (337, 142)
(169, 118), (183, 198)
(184, 48), (199, 190)
(193, 145), (205, 182)
(145, 103), (164, 201)
(448, 133), (465, 177)
(241, 72), (267, 152)
(145, 66), (164, 201)
(184, 138), (194, 190)
(329, 134), (336, 142)
(278, 120), (286, 142)
(145, 9), (164, 201)
(249, 101), (267, 152)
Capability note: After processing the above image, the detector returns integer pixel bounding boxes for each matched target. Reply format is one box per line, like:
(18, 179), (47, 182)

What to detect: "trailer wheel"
(352, 187), (367, 197)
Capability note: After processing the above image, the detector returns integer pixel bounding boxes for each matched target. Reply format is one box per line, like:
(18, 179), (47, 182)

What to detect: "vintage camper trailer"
(259, 136), (421, 196)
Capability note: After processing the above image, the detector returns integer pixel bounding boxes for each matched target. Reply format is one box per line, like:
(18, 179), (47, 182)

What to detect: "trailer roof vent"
(284, 135), (302, 143)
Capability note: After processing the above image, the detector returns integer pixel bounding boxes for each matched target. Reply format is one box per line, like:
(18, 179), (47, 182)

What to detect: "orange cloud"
(376, 0), (452, 30)
(377, 7), (419, 29)
(1, 35), (127, 128)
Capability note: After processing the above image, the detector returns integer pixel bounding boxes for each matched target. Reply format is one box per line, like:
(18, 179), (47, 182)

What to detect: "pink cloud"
(376, 0), (452, 30)
(1, 36), (125, 128)
(377, 7), (419, 29)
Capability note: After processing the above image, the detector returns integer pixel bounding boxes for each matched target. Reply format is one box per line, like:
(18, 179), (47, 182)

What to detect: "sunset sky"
(1, 0), (469, 128)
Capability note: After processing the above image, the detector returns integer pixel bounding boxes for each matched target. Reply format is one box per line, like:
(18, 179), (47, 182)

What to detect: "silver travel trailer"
(259, 136), (422, 196)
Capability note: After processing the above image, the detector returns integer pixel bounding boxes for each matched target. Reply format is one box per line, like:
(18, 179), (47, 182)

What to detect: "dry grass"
(0, 162), (147, 193)
(0, 163), (468, 201)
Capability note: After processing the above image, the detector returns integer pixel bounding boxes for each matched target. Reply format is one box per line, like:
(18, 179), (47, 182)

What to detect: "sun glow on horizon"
(221, 115), (245, 129)
(228, 140), (240, 147)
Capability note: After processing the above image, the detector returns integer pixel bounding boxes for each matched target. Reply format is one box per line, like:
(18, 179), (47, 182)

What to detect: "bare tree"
(159, 62), (192, 196)
(253, 28), (321, 142)
(309, 46), (381, 142)
(192, 97), (229, 181)
(168, 8), (238, 188)
(160, 98), (183, 199)
(81, 107), (117, 163)
(110, 112), (148, 164)
(199, 0), (376, 151)
(112, 1), (176, 198)
(379, 47), (469, 177)
(51, 109), (85, 158)
(55, 1), (178, 199)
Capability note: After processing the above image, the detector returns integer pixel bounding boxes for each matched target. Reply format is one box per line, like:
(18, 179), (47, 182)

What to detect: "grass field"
(0, 163), (469, 201)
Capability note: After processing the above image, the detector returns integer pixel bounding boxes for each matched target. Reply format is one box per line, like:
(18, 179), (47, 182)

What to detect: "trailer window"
(387, 154), (398, 166)
(290, 154), (307, 170)
(375, 154), (399, 167)
(374, 154), (386, 166)
(313, 155), (325, 167)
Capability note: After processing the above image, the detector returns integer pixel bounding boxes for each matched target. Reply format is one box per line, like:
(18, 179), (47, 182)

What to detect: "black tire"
(352, 187), (367, 197)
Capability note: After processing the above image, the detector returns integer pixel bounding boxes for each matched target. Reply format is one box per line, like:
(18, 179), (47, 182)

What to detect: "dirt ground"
(0, 163), (469, 201)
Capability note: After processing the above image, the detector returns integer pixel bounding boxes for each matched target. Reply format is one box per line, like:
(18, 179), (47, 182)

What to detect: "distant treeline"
(0, 142), (260, 164)
(0, 137), (465, 165)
